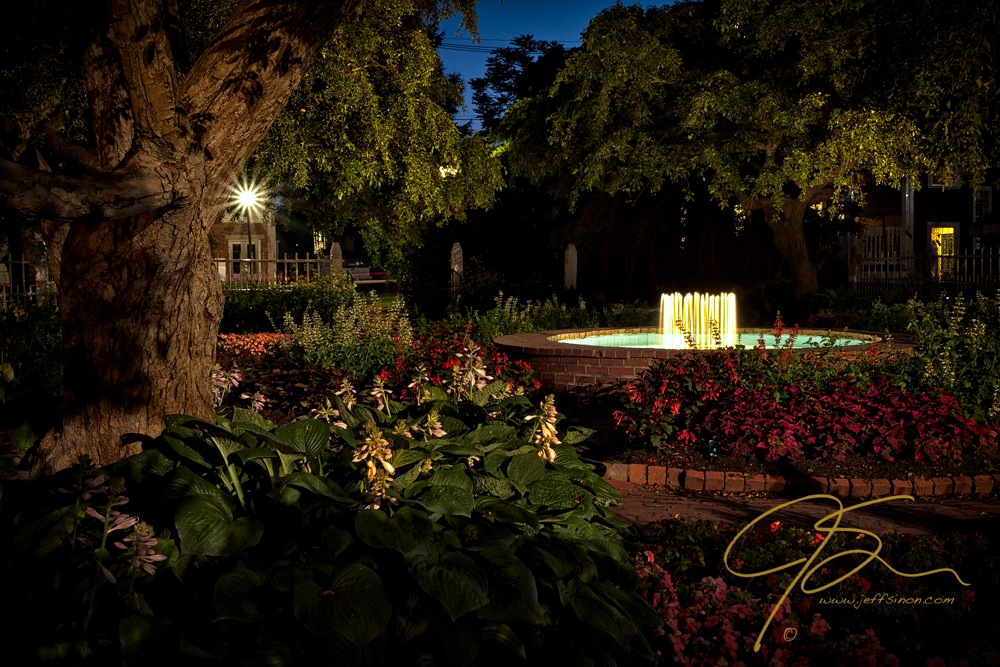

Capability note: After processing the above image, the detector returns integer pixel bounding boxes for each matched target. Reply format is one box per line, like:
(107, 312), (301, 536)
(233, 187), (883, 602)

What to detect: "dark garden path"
(609, 484), (1000, 535)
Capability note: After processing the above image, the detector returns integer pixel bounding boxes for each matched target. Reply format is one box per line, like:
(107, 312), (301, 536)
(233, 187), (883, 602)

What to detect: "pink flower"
(809, 614), (831, 637)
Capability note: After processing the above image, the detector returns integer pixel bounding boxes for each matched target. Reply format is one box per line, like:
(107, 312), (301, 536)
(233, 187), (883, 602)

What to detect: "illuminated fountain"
(660, 292), (736, 350)
(493, 291), (898, 390)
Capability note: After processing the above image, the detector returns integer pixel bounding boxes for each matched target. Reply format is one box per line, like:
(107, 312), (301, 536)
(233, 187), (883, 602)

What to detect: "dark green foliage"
(1, 381), (658, 664)
(220, 274), (357, 333)
(0, 301), (62, 456)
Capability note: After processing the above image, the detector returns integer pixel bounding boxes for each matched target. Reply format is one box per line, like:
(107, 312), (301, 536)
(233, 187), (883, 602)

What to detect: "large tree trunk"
(761, 199), (820, 297)
(34, 203), (223, 471)
(8, 0), (360, 474)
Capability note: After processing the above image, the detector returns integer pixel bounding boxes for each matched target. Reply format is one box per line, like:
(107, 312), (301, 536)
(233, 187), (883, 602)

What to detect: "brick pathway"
(611, 485), (1000, 535)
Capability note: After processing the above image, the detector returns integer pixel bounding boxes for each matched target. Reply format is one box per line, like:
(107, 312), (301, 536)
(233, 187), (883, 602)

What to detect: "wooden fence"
(851, 248), (1000, 296)
(216, 255), (390, 287)
(1, 253), (390, 309)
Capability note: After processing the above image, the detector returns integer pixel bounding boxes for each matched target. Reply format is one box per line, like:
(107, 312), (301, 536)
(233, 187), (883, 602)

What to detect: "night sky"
(438, 0), (633, 128)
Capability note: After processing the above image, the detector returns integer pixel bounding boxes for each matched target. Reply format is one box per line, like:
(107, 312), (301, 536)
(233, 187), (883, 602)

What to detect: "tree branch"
(108, 0), (184, 147)
(182, 0), (360, 184)
(0, 157), (175, 222)
(36, 119), (103, 173)
(84, 32), (135, 169)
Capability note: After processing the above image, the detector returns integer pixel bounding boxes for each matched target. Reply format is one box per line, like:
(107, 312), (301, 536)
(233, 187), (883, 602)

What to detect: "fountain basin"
(494, 327), (912, 391)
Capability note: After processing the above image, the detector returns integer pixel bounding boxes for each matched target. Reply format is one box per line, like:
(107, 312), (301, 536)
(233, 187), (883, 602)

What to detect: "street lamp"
(228, 175), (267, 276)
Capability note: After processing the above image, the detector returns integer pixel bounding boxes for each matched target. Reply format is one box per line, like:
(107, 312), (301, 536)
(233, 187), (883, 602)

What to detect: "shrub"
(437, 292), (600, 347)
(897, 292), (1000, 417)
(281, 293), (412, 378)
(221, 273), (356, 333)
(0, 300), (62, 458)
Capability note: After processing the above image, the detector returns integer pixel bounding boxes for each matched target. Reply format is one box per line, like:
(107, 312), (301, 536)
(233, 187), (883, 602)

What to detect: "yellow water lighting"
(660, 292), (737, 349)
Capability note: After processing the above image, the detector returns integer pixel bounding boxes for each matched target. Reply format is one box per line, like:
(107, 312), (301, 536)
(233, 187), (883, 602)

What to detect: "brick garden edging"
(603, 463), (998, 499)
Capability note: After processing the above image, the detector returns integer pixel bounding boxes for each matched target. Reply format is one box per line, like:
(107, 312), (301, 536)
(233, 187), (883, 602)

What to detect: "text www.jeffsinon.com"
(818, 593), (955, 609)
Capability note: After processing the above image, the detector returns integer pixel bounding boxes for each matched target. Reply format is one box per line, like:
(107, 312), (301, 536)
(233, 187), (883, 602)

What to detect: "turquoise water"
(558, 332), (874, 350)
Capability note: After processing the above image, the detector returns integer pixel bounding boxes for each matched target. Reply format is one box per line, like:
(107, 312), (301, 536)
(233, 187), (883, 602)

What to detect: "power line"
(442, 37), (582, 43)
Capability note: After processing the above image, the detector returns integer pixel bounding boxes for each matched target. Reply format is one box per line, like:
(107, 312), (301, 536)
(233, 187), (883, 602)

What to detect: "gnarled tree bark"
(7, 0), (359, 473)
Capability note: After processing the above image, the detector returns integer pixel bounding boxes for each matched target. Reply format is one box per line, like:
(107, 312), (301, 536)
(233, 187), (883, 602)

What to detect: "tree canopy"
(502, 0), (999, 295)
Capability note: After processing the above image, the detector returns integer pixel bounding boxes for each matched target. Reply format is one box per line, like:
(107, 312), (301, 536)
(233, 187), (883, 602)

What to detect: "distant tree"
(505, 0), (998, 296)
(469, 35), (565, 134)
(0, 0), (483, 472)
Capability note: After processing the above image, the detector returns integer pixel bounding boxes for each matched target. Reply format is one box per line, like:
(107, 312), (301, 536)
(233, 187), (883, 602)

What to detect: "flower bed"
(613, 323), (1000, 471)
(636, 519), (999, 665)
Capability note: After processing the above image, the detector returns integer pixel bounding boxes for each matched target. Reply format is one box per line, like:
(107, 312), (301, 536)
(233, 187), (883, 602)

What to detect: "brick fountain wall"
(494, 328), (910, 391)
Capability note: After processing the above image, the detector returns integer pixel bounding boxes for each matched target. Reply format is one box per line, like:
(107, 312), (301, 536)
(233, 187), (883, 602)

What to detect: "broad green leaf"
(460, 423), (516, 445)
(234, 447), (276, 465)
(355, 507), (433, 554)
(550, 443), (591, 469)
(214, 568), (262, 621)
(109, 448), (177, 483)
(409, 485), (474, 517)
(438, 414), (470, 437)
(210, 435), (246, 461)
(476, 547), (546, 624)
(472, 474), (516, 499)
(483, 449), (508, 475)
(566, 580), (638, 646)
(174, 494), (263, 556)
(437, 443), (483, 456)
(577, 471), (620, 507)
(160, 433), (214, 469)
(293, 564), (391, 646)
(528, 471), (590, 510)
(478, 623), (528, 663)
(560, 426), (596, 446)
(281, 472), (341, 499)
(164, 466), (235, 503)
(390, 447), (429, 469)
(599, 581), (662, 630)
(475, 497), (539, 530)
(507, 451), (546, 490)
(407, 549), (489, 621)
(231, 407), (277, 432)
(428, 463), (473, 493)
(390, 464), (422, 490)
(274, 419), (330, 459)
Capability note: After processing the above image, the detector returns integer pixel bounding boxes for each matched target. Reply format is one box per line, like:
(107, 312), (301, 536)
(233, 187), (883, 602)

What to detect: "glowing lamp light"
(228, 176), (267, 218)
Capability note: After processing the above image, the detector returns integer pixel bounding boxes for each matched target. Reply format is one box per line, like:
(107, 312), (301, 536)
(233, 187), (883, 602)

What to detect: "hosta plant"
(104, 384), (659, 665)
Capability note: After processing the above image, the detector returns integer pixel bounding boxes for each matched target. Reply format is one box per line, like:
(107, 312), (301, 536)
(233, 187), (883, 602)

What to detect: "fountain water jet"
(660, 292), (737, 350)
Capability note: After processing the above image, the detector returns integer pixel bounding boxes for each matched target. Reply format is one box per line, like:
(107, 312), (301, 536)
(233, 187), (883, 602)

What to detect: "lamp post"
(229, 177), (266, 276)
